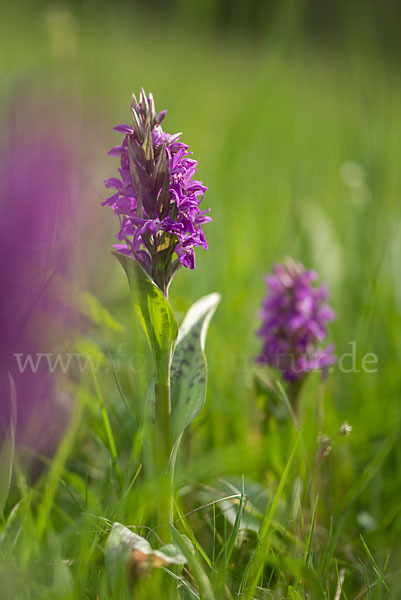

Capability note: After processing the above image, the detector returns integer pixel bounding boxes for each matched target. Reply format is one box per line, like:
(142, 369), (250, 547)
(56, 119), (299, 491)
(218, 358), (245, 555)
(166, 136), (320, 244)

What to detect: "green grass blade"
(108, 351), (138, 430)
(0, 373), (17, 520)
(91, 370), (122, 484)
(304, 494), (319, 568)
(244, 439), (299, 599)
(216, 476), (246, 595)
(322, 433), (396, 577)
(36, 395), (86, 537)
(170, 525), (216, 600)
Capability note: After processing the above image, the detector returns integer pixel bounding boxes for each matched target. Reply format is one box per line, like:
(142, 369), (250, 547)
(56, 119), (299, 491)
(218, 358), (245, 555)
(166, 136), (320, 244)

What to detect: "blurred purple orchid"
(257, 259), (336, 382)
(0, 115), (79, 453)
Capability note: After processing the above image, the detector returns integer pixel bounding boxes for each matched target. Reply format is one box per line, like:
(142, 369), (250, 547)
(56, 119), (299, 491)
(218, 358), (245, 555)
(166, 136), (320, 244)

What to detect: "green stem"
(112, 252), (178, 534)
(287, 378), (304, 421)
(154, 355), (174, 535)
(155, 381), (171, 459)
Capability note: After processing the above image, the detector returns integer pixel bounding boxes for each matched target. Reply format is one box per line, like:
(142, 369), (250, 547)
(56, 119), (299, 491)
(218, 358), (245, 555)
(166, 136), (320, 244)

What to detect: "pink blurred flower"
(0, 109), (80, 453)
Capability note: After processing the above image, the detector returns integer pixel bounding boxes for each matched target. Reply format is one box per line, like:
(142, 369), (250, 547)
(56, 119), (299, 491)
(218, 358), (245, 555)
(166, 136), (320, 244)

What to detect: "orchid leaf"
(112, 251), (178, 383)
(170, 293), (220, 443)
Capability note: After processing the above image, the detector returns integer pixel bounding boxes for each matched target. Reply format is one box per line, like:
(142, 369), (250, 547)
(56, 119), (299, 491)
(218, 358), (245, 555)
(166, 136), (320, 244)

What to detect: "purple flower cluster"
(0, 119), (78, 450)
(102, 89), (210, 293)
(257, 259), (336, 381)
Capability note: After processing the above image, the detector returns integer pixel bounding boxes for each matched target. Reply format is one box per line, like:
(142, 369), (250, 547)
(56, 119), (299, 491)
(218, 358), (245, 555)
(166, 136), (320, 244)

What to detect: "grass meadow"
(1, 2), (401, 598)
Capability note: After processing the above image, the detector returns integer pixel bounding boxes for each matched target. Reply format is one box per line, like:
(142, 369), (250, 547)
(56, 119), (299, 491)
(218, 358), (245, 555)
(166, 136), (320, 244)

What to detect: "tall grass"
(1, 3), (401, 598)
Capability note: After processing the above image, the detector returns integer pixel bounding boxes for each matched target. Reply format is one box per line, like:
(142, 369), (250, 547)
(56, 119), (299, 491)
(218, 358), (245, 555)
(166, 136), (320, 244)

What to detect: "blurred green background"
(1, 0), (401, 596)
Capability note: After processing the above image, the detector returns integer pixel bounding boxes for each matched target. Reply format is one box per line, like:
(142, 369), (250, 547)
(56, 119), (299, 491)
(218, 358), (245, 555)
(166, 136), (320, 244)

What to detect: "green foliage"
(171, 293), (221, 441)
(1, 3), (401, 598)
(113, 251), (178, 381)
(0, 375), (16, 520)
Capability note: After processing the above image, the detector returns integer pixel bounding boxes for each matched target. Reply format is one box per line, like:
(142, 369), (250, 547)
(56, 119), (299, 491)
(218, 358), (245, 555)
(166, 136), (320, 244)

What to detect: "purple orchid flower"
(102, 89), (210, 294)
(257, 259), (336, 382)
